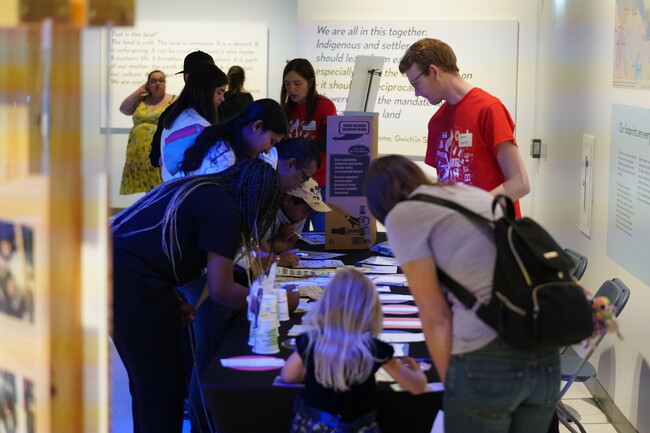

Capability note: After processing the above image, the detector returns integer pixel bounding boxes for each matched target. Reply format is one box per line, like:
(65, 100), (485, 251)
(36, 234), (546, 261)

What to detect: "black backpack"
(409, 193), (594, 350)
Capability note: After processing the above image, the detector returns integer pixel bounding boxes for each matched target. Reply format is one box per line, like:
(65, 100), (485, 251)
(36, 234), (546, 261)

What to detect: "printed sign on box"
(325, 114), (378, 250)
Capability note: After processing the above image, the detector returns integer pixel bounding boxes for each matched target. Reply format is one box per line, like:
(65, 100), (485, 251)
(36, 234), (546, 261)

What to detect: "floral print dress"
(120, 99), (173, 194)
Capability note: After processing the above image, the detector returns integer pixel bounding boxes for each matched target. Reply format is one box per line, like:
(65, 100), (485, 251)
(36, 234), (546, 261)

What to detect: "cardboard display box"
(325, 113), (378, 250)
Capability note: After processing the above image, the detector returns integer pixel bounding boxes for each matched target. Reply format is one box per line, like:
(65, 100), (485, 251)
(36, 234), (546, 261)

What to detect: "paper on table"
(379, 332), (425, 343)
(293, 300), (313, 313)
(272, 375), (305, 388)
(299, 251), (346, 260)
(296, 259), (344, 268)
(375, 367), (394, 383)
(391, 382), (444, 393)
(278, 275), (333, 287)
(276, 267), (338, 277)
(300, 232), (325, 245)
(297, 285), (325, 299)
(376, 360), (430, 383)
(390, 343), (409, 357)
(376, 285), (391, 293)
(221, 357), (285, 368)
(357, 256), (400, 266)
(288, 324), (307, 336)
(378, 293), (414, 303)
(356, 265), (399, 274)
(383, 318), (422, 329)
(382, 304), (418, 315)
(276, 276), (334, 299)
(368, 274), (408, 286)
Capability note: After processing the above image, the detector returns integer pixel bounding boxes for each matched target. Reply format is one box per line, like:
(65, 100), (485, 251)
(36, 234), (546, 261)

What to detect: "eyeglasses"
(409, 68), (427, 87)
(297, 165), (310, 183)
(148, 78), (166, 84)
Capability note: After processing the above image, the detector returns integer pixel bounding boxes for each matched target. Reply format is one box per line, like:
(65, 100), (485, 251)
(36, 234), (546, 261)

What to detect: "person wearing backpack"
(365, 155), (560, 433)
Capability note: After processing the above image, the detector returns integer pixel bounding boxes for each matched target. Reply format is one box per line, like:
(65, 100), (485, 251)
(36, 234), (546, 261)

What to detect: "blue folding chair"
(556, 278), (631, 433)
(564, 248), (588, 280)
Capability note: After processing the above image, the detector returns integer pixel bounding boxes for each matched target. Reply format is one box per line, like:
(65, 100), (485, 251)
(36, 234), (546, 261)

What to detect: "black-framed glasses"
(297, 165), (310, 183)
(148, 78), (166, 84)
(409, 68), (427, 87)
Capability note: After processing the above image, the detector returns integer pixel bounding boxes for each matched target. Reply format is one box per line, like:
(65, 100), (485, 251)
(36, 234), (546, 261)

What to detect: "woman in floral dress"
(119, 70), (175, 194)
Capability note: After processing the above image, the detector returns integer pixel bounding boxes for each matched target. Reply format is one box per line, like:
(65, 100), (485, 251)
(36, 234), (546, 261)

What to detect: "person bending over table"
(111, 159), (282, 433)
(365, 155), (559, 433)
(281, 268), (427, 433)
(261, 177), (331, 267)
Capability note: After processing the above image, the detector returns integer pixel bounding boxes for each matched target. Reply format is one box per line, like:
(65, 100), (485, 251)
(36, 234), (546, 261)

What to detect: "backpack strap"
(408, 193), (491, 313)
(436, 268), (484, 312)
(492, 194), (516, 221)
(409, 193), (494, 225)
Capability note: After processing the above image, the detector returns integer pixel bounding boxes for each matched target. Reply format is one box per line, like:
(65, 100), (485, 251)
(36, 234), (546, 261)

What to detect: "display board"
(298, 20), (519, 157)
(101, 23), (268, 129)
(607, 104), (650, 285)
(0, 177), (50, 433)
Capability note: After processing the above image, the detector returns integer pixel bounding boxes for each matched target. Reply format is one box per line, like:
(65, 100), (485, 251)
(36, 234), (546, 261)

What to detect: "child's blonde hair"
(302, 268), (383, 391)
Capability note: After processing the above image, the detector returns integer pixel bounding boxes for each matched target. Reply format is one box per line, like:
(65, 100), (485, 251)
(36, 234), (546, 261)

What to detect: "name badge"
(458, 133), (473, 148)
(302, 121), (317, 131)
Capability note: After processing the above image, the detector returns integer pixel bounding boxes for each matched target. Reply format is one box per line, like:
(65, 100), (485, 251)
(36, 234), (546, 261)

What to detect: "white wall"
(537, 1), (650, 430)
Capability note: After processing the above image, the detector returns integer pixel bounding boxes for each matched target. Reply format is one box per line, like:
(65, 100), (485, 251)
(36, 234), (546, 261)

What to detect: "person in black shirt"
(112, 158), (281, 433)
(219, 65), (254, 121)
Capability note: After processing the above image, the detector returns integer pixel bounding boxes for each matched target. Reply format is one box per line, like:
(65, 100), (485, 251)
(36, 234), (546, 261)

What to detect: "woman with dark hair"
(112, 158), (282, 433)
(160, 62), (228, 181)
(365, 155), (560, 433)
(281, 58), (337, 230)
(219, 65), (254, 120)
(176, 98), (288, 177)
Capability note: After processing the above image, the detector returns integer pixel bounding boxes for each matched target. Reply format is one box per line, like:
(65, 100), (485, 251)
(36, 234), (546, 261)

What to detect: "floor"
(110, 339), (619, 433)
(110, 338), (191, 433)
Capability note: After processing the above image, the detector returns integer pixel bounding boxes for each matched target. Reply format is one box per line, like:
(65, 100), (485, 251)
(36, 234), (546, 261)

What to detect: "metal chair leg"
(557, 402), (587, 433)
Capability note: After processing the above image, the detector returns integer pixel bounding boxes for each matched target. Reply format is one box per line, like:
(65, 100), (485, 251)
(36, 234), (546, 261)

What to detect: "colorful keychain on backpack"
(590, 296), (624, 342)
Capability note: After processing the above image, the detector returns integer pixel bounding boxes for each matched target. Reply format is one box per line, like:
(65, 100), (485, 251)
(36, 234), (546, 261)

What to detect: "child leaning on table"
(280, 268), (427, 433)
(260, 177), (331, 267)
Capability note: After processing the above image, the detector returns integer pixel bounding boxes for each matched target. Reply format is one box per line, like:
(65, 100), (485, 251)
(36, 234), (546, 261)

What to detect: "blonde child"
(281, 268), (427, 432)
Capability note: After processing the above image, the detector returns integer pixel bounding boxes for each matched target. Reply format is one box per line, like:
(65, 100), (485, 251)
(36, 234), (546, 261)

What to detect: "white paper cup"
(248, 318), (256, 347)
(260, 294), (279, 327)
(253, 318), (279, 354)
(274, 288), (290, 321)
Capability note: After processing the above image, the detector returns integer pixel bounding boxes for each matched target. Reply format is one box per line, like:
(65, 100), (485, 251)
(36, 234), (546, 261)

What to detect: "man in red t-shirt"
(398, 38), (529, 217)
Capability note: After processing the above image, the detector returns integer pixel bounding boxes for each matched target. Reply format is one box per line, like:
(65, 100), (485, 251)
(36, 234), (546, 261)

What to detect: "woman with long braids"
(171, 98), (288, 433)
(111, 158), (282, 433)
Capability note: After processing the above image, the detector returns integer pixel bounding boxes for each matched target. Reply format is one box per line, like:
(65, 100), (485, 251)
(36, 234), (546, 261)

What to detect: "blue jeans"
(290, 395), (380, 433)
(444, 337), (560, 433)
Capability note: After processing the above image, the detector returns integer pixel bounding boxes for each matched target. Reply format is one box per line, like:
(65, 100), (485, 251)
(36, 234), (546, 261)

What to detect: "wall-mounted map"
(614, 0), (650, 89)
